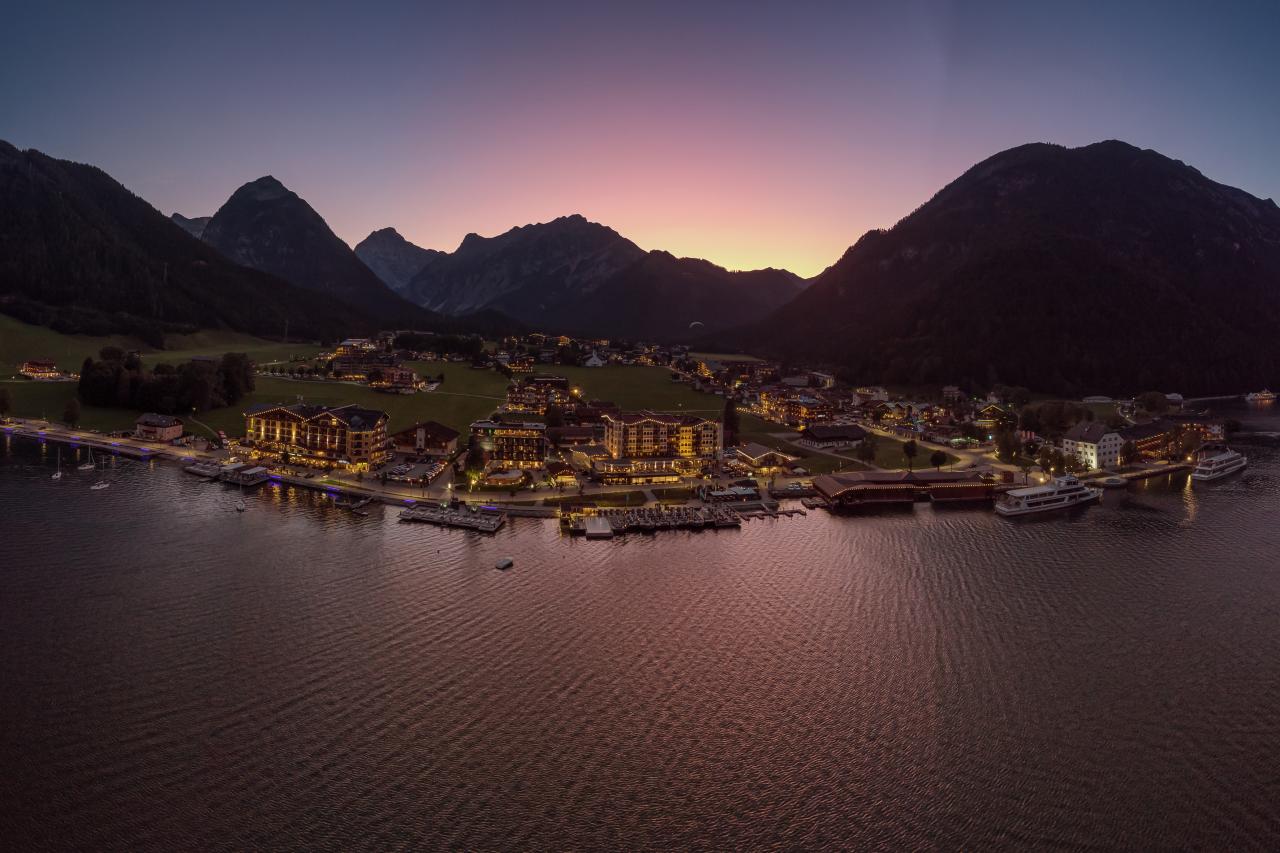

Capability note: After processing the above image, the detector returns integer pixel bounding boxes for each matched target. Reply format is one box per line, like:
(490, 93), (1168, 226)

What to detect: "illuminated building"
(19, 359), (62, 380)
(1062, 422), (1122, 470)
(470, 419), (548, 470)
(597, 410), (722, 483)
(505, 374), (579, 415)
(134, 413), (184, 442)
(243, 403), (390, 471)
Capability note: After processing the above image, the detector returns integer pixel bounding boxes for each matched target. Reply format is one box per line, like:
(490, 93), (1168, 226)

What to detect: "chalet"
(390, 421), (460, 458)
(734, 442), (798, 471)
(470, 419), (548, 470)
(583, 351), (606, 368)
(974, 402), (1017, 433)
(545, 461), (578, 487)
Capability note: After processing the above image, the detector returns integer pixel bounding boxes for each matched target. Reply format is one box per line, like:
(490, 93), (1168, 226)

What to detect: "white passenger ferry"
(995, 474), (1102, 517)
(1244, 389), (1276, 402)
(1190, 446), (1247, 481)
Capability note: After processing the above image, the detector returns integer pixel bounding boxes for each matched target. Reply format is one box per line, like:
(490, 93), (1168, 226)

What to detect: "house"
(134, 413), (184, 442)
(19, 359), (62, 380)
(390, 420), (460, 458)
(797, 423), (867, 449)
(583, 351), (606, 368)
(854, 386), (889, 403)
(974, 402), (1017, 434)
(545, 461), (578, 487)
(809, 372), (836, 389)
(734, 442), (798, 471)
(1062, 421), (1123, 470)
(1120, 421), (1173, 459)
(942, 385), (964, 404)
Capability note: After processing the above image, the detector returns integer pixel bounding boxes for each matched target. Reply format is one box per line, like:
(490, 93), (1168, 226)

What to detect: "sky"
(2, 0), (1278, 277)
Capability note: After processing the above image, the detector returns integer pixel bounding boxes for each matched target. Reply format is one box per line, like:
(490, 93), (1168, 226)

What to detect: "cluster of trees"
(393, 333), (484, 358)
(77, 347), (255, 415)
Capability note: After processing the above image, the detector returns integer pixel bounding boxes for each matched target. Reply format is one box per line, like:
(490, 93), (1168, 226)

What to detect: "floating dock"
(399, 504), (506, 533)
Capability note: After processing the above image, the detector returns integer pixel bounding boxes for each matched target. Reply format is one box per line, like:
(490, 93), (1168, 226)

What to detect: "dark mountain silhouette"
(200, 176), (446, 329)
(353, 227), (444, 297)
(721, 140), (1280, 396)
(405, 214), (806, 339)
(170, 213), (210, 239)
(0, 141), (371, 344)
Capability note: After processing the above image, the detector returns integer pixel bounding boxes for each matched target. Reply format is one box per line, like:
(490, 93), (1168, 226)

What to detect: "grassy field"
(0, 314), (322, 375)
(688, 351), (763, 362)
(552, 365), (721, 413)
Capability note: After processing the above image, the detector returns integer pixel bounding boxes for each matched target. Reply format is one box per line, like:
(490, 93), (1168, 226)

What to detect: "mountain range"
(356, 214), (807, 339)
(715, 140), (1280, 396)
(0, 141), (367, 345)
(6, 137), (1279, 394)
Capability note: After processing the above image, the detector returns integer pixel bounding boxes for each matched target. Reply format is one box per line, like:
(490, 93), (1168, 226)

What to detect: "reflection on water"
(2, 419), (1280, 850)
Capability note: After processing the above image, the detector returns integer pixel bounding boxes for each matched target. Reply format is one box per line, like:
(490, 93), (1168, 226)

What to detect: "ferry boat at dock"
(1190, 446), (1247, 481)
(1244, 389), (1276, 402)
(994, 474), (1101, 517)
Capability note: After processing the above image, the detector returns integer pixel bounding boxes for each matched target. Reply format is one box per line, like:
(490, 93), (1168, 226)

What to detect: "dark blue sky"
(3, 0), (1277, 274)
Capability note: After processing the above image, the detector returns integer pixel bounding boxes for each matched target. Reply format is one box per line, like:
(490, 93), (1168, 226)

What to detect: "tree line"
(78, 347), (255, 415)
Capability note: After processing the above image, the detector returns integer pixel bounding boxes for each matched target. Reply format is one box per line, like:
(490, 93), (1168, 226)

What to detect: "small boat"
(352, 509), (370, 517)
(90, 481), (110, 491)
(1244, 389), (1276, 402)
(77, 447), (95, 472)
(1099, 476), (1127, 489)
(234, 500), (247, 512)
(495, 557), (514, 570)
(995, 474), (1101, 517)
(51, 447), (62, 479)
(1190, 446), (1247, 481)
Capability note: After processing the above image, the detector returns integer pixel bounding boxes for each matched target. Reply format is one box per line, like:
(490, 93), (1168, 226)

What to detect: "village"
(4, 324), (1259, 534)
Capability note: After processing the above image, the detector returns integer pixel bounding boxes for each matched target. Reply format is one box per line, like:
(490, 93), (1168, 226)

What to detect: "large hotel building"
(243, 403), (391, 471)
(504, 374), (579, 415)
(597, 410), (722, 483)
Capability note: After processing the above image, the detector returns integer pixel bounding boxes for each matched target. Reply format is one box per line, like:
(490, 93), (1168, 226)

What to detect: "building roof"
(604, 410), (716, 427)
(801, 423), (867, 442)
(1121, 420), (1170, 441)
(813, 470), (982, 498)
(136, 413), (182, 427)
(391, 420), (459, 442)
(1063, 421), (1115, 444)
(736, 442), (797, 463)
(244, 403), (388, 429)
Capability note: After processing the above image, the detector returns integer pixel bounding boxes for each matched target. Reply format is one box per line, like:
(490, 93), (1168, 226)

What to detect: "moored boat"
(1244, 389), (1276, 402)
(1190, 446), (1247, 481)
(995, 474), (1101, 517)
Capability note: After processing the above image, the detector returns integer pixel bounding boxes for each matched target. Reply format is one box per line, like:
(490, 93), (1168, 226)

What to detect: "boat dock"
(565, 504), (743, 537)
(399, 504), (507, 533)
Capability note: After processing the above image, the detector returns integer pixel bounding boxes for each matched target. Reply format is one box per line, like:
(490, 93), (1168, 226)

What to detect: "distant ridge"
(0, 141), (373, 344)
(718, 140), (1280, 396)
(170, 213), (210, 239)
(403, 214), (807, 339)
(354, 227), (444, 297)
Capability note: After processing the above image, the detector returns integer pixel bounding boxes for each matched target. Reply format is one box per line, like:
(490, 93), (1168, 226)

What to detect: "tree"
(722, 397), (740, 446)
(930, 449), (947, 470)
(63, 398), (81, 427)
(994, 429), (1021, 462)
(1017, 455), (1033, 483)
(855, 434), (878, 463)
(1120, 440), (1139, 467)
(902, 439), (918, 471)
(1136, 391), (1169, 415)
(0, 387), (10, 417)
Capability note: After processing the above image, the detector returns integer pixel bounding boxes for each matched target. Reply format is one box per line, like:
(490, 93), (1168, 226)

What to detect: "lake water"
(3, 406), (1280, 850)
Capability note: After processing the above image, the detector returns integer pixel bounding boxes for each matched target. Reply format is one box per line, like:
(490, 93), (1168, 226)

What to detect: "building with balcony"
(390, 420), (459, 458)
(505, 374), (579, 415)
(597, 410), (722, 483)
(470, 419), (548, 470)
(243, 403), (390, 471)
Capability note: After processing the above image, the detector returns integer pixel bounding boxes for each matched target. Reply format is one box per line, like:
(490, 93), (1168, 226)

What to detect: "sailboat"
(51, 447), (63, 479)
(77, 447), (95, 471)
(234, 480), (247, 512)
(90, 480), (110, 490)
